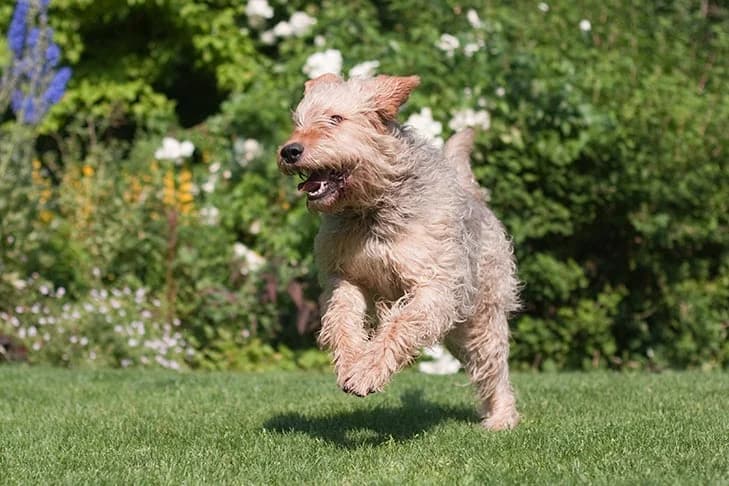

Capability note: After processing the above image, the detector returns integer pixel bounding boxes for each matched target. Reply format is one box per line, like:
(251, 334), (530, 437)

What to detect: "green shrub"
(1, 0), (727, 370)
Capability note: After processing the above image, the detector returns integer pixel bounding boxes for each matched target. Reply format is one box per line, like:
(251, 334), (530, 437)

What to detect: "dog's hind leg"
(446, 305), (519, 430)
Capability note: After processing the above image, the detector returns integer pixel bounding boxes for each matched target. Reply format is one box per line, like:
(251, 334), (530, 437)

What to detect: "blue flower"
(3, 0), (72, 125)
(43, 67), (72, 106)
(7, 0), (30, 57)
(45, 43), (61, 67)
(11, 88), (38, 124)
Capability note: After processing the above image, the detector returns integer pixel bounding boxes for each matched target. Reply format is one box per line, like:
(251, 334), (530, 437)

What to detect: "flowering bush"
(1, 0), (728, 370)
(0, 276), (192, 369)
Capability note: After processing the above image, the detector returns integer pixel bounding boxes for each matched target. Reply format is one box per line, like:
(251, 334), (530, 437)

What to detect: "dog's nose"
(280, 143), (304, 164)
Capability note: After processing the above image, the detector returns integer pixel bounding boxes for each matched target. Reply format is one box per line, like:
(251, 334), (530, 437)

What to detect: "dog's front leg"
(341, 284), (454, 397)
(317, 277), (370, 393)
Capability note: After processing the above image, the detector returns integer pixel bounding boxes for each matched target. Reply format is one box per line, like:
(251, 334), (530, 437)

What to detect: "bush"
(1, 0), (727, 370)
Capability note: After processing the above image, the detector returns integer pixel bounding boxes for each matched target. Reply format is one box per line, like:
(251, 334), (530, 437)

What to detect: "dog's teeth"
(310, 181), (328, 197)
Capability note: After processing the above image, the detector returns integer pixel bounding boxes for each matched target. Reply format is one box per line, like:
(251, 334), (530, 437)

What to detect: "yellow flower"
(39, 188), (52, 205)
(82, 165), (95, 177)
(39, 210), (54, 223)
(163, 169), (176, 206)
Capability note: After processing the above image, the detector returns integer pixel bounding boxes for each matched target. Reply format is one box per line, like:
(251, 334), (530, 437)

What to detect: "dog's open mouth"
(297, 170), (345, 201)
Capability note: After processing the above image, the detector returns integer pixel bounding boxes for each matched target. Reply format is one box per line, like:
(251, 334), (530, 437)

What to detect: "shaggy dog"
(278, 74), (520, 430)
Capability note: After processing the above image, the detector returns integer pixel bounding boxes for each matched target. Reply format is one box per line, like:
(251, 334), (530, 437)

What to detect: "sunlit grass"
(1, 367), (727, 484)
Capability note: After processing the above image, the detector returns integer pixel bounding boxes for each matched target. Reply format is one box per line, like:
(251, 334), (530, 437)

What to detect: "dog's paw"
(338, 354), (391, 397)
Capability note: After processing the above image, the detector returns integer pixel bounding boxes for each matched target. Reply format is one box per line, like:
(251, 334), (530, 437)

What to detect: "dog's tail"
(443, 128), (488, 201)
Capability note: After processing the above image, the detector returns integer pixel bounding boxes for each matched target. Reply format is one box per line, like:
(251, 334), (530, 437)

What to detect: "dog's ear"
(371, 75), (421, 120)
(304, 73), (343, 95)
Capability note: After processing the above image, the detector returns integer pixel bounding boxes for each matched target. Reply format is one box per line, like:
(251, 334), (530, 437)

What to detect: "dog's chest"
(316, 225), (404, 301)
(344, 238), (401, 300)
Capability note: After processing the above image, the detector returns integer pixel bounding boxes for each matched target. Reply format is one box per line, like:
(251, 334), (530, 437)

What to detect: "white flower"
(246, 0), (273, 28)
(120, 358), (133, 368)
(249, 220), (262, 235)
(406, 107), (444, 148)
(223, 170), (232, 180)
(464, 42), (481, 57)
(234, 242), (266, 274)
(234, 138), (263, 166)
(11, 279), (26, 290)
(56, 287), (66, 298)
(154, 137), (195, 163)
(418, 344), (461, 375)
(273, 21), (293, 38)
(199, 206), (220, 226)
(244, 251), (266, 273)
(128, 338), (138, 347)
(289, 12), (316, 36)
(449, 108), (491, 131)
(314, 35), (326, 47)
(260, 30), (276, 45)
(80, 337), (88, 346)
(579, 19), (592, 32)
(466, 9), (482, 28)
(202, 177), (217, 194)
(302, 49), (342, 79)
(32, 341), (42, 351)
(233, 242), (248, 259)
(538, 2), (549, 12)
(436, 34), (460, 56)
(39, 285), (49, 295)
(495, 86), (506, 97)
(209, 162), (221, 174)
(179, 141), (194, 157)
(348, 60), (380, 79)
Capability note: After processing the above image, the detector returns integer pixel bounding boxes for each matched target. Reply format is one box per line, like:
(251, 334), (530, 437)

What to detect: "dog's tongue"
(298, 172), (328, 194)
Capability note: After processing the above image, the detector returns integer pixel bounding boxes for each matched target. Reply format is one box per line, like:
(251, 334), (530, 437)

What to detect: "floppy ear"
(371, 75), (420, 119)
(304, 73), (343, 95)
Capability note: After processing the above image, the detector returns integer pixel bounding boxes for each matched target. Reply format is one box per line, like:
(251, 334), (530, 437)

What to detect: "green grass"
(1, 367), (728, 485)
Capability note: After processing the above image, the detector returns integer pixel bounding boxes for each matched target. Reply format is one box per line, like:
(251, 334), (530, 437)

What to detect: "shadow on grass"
(263, 390), (476, 448)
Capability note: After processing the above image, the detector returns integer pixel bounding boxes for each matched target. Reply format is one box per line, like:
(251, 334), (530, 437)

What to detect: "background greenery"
(1, 0), (727, 371)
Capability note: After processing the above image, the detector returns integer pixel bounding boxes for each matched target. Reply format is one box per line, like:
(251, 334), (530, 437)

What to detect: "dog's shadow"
(263, 389), (476, 448)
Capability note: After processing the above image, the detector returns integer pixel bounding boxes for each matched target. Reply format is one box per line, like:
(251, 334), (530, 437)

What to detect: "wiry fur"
(278, 74), (521, 430)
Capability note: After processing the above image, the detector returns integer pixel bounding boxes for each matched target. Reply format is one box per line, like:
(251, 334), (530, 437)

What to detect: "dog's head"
(278, 74), (420, 213)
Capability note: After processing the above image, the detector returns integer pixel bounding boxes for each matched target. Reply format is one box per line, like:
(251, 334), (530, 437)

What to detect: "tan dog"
(278, 74), (520, 430)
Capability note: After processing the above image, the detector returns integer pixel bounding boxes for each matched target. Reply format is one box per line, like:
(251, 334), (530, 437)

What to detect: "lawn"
(1, 367), (727, 485)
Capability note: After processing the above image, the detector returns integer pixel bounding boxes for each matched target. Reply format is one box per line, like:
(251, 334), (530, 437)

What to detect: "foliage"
(1, 0), (728, 370)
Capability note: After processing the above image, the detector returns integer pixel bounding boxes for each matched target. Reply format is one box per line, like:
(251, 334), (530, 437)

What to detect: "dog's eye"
(330, 115), (343, 125)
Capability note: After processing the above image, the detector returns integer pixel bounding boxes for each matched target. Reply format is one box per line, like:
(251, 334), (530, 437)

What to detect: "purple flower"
(45, 43), (60, 66)
(11, 89), (38, 123)
(7, 0), (30, 57)
(26, 27), (40, 50)
(43, 67), (71, 106)
(4, 0), (71, 125)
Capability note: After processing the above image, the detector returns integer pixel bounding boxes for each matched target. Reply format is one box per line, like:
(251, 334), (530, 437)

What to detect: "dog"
(278, 73), (520, 430)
